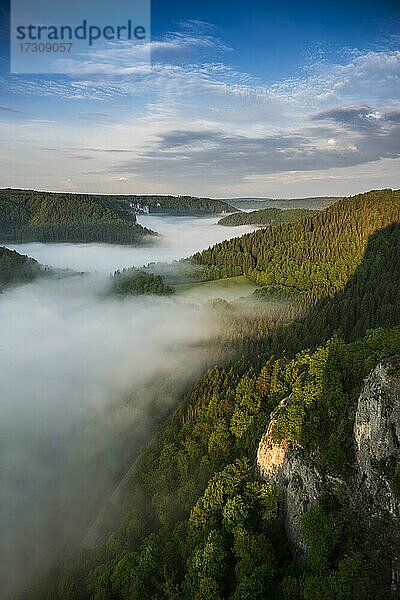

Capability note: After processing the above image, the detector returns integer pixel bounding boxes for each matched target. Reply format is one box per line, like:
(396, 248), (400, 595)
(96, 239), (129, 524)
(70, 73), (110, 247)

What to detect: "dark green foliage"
(268, 222), (400, 356)
(218, 208), (315, 227)
(215, 221), (400, 380)
(0, 246), (44, 290)
(0, 189), (156, 244)
(283, 493), (398, 599)
(111, 270), (175, 296)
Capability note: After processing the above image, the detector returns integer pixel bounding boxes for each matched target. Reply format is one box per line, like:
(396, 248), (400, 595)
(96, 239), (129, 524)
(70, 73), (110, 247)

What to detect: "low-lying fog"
(6, 214), (257, 272)
(0, 274), (221, 598)
(0, 215), (260, 597)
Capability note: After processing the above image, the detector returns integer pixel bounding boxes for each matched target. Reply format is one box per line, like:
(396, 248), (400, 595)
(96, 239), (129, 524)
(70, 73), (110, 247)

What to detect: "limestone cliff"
(256, 360), (400, 557)
(354, 360), (400, 518)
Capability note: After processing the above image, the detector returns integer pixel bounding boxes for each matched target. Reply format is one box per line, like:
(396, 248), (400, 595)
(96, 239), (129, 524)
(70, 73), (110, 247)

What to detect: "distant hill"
(0, 246), (44, 290)
(226, 196), (341, 211)
(218, 207), (316, 226)
(128, 195), (238, 215)
(0, 189), (156, 244)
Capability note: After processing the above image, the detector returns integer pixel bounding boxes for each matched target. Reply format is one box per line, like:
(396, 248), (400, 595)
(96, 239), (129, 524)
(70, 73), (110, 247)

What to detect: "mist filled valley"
(0, 279), (214, 594)
(0, 189), (399, 600)
(1, 0), (399, 595)
(5, 215), (257, 273)
(0, 214), (264, 597)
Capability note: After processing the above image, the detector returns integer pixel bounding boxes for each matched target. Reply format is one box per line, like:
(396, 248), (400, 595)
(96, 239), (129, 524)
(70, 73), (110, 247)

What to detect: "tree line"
(0, 189), (155, 244)
(218, 207), (315, 227)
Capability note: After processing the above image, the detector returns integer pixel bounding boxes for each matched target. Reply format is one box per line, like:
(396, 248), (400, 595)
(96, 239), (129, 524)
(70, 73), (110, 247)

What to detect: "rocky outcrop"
(256, 360), (400, 557)
(257, 399), (290, 479)
(256, 399), (328, 556)
(354, 360), (400, 517)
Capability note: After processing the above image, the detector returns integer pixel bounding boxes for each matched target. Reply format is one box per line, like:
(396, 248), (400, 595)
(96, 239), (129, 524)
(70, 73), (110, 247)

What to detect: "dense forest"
(24, 190), (400, 599)
(193, 189), (400, 302)
(0, 189), (156, 244)
(218, 208), (315, 227)
(0, 246), (44, 290)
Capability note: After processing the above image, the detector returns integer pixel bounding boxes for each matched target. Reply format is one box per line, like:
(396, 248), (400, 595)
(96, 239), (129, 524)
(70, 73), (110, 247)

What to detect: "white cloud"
(63, 178), (78, 190)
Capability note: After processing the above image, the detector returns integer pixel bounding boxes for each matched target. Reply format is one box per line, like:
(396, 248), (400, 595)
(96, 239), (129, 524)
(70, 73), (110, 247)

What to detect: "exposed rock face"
(256, 360), (400, 557)
(354, 360), (400, 517)
(256, 399), (326, 556)
(267, 444), (324, 557)
(257, 399), (290, 479)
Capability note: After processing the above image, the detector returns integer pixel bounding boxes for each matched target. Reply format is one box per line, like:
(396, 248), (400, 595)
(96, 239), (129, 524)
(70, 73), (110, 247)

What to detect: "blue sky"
(0, 0), (399, 197)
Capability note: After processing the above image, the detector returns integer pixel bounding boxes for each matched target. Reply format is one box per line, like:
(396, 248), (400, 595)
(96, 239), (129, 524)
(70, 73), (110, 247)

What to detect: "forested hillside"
(0, 189), (155, 244)
(218, 207), (315, 226)
(129, 195), (237, 214)
(0, 246), (44, 290)
(193, 189), (400, 302)
(25, 190), (400, 599)
(226, 196), (340, 211)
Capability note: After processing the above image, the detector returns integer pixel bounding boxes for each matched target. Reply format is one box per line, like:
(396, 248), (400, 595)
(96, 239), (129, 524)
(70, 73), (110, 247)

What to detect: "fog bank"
(6, 214), (257, 272)
(0, 274), (218, 598)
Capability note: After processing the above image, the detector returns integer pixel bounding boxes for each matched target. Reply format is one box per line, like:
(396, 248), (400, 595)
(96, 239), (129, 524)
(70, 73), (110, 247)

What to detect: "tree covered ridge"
(0, 246), (44, 289)
(192, 189), (400, 301)
(262, 222), (400, 360)
(0, 189), (156, 244)
(218, 208), (315, 227)
(226, 197), (340, 211)
(129, 195), (237, 214)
